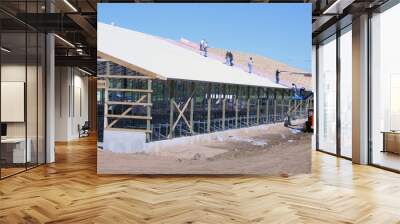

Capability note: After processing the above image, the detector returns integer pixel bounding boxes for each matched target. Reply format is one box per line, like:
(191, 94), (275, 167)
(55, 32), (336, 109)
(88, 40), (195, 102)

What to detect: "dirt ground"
(98, 122), (311, 175)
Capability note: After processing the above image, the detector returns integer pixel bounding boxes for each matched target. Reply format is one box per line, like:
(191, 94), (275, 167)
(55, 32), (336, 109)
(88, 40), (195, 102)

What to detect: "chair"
(79, 121), (90, 138)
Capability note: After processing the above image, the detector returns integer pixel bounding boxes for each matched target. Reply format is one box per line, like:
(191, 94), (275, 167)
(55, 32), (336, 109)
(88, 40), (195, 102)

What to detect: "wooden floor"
(1, 136), (400, 224)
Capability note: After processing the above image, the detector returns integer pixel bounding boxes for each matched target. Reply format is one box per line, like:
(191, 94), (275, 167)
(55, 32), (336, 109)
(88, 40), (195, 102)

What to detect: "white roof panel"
(98, 22), (286, 89)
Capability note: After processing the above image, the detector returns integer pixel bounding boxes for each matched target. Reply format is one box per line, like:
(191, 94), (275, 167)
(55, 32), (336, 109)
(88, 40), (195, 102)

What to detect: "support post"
(168, 80), (174, 138)
(246, 86), (250, 126)
(104, 61), (110, 129)
(222, 84), (226, 130)
(207, 83), (211, 133)
(222, 99), (226, 130)
(146, 79), (152, 141)
(281, 90), (284, 121)
(246, 99), (250, 126)
(169, 99), (174, 138)
(235, 86), (239, 128)
(190, 83), (195, 134)
(235, 97), (239, 128)
(256, 87), (260, 125)
(256, 99), (260, 125)
(265, 89), (269, 123)
(266, 98), (269, 123)
(274, 89), (277, 122)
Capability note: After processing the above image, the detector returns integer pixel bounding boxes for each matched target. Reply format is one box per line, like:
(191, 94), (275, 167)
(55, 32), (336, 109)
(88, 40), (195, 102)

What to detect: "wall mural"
(96, 3), (312, 175)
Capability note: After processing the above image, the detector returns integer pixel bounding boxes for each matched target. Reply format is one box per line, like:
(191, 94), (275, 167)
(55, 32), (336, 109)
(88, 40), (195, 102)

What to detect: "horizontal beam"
(98, 75), (150, 79)
(104, 127), (152, 133)
(106, 114), (152, 120)
(107, 88), (153, 93)
(107, 101), (152, 106)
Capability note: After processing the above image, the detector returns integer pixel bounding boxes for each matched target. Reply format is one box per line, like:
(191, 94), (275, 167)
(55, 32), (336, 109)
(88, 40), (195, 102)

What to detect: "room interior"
(0, 29), (46, 178)
(0, 0), (96, 179)
(370, 4), (400, 170)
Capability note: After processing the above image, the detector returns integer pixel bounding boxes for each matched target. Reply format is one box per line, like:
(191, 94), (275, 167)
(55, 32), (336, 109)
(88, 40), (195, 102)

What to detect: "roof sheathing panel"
(97, 22), (287, 89)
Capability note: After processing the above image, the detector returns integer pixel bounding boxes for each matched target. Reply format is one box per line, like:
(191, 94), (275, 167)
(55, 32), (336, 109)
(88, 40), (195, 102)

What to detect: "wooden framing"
(256, 87), (260, 125)
(207, 83), (211, 133)
(107, 95), (147, 127)
(235, 97), (239, 128)
(146, 80), (152, 140)
(222, 83), (226, 130)
(168, 80), (175, 139)
(168, 82), (196, 138)
(108, 88), (152, 93)
(265, 98), (269, 122)
(104, 62), (110, 129)
(256, 99), (260, 125)
(265, 89), (269, 122)
(274, 89), (277, 122)
(98, 54), (305, 144)
(190, 82), (196, 134)
(107, 101), (151, 106)
(107, 114), (151, 120)
(281, 90), (285, 120)
(98, 75), (150, 80)
(235, 86), (239, 128)
(246, 86), (250, 126)
(102, 60), (153, 139)
(222, 98), (226, 130)
(171, 99), (191, 131)
(169, 98), (174, 138)
(104, 127), (152, 133)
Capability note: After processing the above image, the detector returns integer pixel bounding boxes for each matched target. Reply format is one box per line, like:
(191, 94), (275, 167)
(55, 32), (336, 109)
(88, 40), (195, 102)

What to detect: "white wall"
(0, 65), (37, 138)
(55, 66), (69, 141)
(55, 67), (89, 141)
(1, 63), (46, 164)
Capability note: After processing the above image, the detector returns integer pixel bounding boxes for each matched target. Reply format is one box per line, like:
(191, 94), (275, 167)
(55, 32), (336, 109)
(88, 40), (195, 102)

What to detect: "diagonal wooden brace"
(172, 97), (192, 131)
(107, 95), (147, 128)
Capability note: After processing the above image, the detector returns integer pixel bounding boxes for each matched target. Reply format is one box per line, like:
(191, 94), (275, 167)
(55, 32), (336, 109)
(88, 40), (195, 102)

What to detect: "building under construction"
(97, 23), (313, 145)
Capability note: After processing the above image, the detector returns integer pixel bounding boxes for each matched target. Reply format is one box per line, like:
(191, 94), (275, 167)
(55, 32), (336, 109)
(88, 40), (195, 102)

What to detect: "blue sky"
(98, 4), (311, 71)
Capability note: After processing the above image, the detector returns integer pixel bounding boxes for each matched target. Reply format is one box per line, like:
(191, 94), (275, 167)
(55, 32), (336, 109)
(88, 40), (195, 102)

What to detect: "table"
(382, 131), (400, 154)
(1, 138), (31, 163)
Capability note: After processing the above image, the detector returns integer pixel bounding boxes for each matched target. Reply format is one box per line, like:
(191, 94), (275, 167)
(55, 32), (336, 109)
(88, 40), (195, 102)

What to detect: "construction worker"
(225, 51), (230, 65)
(248, 57), (254, 73)
(228, 51), (234, 66)
(203, 40), (208, 57)
(199, 39), (204, 54)
(275, 69), (280, 83)
(292, 83), (297, 97)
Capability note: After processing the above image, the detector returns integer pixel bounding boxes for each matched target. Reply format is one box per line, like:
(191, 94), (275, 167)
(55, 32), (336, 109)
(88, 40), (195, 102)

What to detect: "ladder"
(284, 94), (313, 127)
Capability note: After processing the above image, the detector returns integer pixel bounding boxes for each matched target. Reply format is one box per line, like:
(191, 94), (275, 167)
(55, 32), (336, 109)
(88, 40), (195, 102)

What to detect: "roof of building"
(97, 23), (287, 89)
(173, 38), (312, 90)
